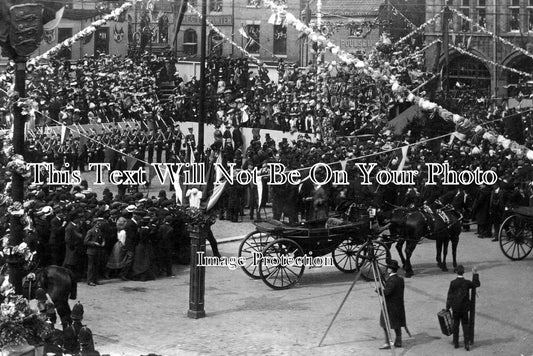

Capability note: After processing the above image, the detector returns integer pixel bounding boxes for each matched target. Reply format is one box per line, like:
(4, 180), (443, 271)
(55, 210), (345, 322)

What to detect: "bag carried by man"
(437, 309), (454, 336)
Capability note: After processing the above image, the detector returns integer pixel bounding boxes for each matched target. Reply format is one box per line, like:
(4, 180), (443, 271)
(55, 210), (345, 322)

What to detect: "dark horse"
(1, 264), (77, 327)
(389, 205), (462, 277)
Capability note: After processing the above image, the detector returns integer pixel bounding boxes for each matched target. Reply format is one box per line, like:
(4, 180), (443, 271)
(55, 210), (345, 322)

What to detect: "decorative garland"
(390, 3), (416, 30)
(316, 0), (322, 29)
(453, 9), (533, 64)
(396, 39), (440, 64)
(449, 43), (533, 78)
(28, 1), (137, 66)
(264, 1), (533, 161)
(395, 12), (442, 47)
(187, 4), (261, 64)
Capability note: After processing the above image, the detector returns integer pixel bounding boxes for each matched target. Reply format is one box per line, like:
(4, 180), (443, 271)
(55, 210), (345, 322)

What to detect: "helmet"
(35, 288), (47, 302)
(71, 301), (84, 320)
(78, 326), (94, 346)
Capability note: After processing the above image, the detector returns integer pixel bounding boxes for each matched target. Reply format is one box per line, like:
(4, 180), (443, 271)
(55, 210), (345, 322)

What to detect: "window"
(460, 0), (470, 32)
(247, 0), (262, 7)
(58, 28), (73, 59)
(529, 0), (533, 31)
(209, 30), (223, 56)
(476, 0), (486, 29)
(510, 0), (520, 31)
(273, 25), (287, 55)
(245, 25), (260, 53)
(183, 29), (197, 55)
(210, 0), (222, 12)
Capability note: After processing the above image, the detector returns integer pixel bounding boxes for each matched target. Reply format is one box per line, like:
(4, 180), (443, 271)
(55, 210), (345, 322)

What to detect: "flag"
(239, 27), (249, 39)
(201, 158), (227, 211)
(173, 173), (184, 205)
(146, 164), (157, 184)
(126, 156), (137, 170)
(241, 105), (249, 123)
(214, 152), (223, 184)
(466, 35), (472, 50)
(397, 145), (409, 172)
(257, 177), (264, 209)
(43, 6), (64, 31)
(60, 124), (68, 144)
(104, 148), (115, 164)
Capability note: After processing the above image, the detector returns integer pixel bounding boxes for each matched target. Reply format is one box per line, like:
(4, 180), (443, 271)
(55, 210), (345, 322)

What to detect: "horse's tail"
(66, 268), (77, 300)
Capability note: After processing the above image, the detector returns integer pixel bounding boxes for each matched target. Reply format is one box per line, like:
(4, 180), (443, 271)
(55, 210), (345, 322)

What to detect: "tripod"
(318, 238), (398, 356)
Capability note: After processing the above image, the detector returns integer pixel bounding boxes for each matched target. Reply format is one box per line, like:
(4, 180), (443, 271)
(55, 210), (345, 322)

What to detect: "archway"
(504, 54), (533, 97)
(444, 54), (491, 95)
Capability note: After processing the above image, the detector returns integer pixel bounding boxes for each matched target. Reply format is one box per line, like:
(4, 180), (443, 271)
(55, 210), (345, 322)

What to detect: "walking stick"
(372, 253), (396, 356)
(318, 268), (364, 347)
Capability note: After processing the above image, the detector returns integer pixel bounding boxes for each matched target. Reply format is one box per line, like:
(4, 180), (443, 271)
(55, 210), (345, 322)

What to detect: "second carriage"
(237, 210), (391, 290)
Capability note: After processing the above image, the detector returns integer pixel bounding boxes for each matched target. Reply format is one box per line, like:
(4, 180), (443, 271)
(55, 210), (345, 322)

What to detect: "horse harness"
(408, 204), (463, 240)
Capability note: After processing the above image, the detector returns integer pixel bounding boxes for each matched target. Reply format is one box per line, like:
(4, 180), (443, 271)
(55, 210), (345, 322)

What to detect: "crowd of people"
(0, 33), (532, 289)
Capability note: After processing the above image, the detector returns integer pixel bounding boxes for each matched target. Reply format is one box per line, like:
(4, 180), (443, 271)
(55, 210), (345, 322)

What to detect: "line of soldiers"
(24, 123), (197, 170)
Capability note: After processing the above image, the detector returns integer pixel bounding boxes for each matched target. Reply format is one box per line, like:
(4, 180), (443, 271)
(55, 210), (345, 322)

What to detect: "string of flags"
(263, 0), (533, 162)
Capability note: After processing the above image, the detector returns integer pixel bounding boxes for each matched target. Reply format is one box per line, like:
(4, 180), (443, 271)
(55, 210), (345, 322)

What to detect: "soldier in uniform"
(155, 129), (165, 163)
(147, 130), (155, 163)
(185, 127), (196, 151)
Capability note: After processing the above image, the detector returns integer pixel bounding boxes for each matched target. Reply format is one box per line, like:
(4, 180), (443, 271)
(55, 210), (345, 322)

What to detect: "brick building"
(425, 0), (533, 99)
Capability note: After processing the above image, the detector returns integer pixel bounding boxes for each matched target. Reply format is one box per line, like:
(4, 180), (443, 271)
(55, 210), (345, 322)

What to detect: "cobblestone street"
(73, 228), (533, 356)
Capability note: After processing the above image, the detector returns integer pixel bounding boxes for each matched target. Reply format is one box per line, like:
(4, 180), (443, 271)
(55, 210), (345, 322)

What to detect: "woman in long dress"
(105, 217), (128, 278)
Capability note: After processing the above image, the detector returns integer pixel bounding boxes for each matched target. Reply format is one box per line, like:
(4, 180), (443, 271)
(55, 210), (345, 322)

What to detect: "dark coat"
(446, 274), (481, 315)
(63, 222), (84, 266)
(472, 187), (491, 224)
(124, 218), (139, 252)
(380, 274), (406, 330)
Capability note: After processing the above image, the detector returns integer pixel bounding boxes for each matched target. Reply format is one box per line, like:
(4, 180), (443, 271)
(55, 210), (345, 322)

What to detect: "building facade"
(425, 0), (533, 99)
(312, 0), (383, 64)
(1, 0), (306, 66)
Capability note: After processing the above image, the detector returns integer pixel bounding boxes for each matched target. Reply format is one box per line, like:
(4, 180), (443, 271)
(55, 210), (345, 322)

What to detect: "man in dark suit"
(379, 259), (406, 349)
(446, 265), (481, 350)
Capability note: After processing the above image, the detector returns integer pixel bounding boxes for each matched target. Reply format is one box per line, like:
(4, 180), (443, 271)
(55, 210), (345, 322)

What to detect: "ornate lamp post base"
(187, 225), (206, 319)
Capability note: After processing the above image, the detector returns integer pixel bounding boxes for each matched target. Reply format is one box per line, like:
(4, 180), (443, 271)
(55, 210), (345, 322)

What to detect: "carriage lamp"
(368, 208), (376, 218)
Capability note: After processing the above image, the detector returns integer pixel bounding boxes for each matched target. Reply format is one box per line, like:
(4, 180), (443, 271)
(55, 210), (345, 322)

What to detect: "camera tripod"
(318, 238), (407, 356)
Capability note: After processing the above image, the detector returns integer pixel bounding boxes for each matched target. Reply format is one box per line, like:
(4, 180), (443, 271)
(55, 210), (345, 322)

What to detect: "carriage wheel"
(238, 231), (276, 279)
(355, 241), (391, 281)
(332, 238), (360, 273)
(499, 215), (533, 261)
(259, 238), (305, 290)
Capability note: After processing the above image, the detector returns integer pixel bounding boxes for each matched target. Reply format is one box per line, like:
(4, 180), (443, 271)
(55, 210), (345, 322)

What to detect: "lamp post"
(0, 0), (61, 294)
(187, 0), (207, 319)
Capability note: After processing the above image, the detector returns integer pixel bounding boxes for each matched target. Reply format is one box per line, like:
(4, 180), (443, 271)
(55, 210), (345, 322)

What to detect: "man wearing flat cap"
(379, 259), (406, 350)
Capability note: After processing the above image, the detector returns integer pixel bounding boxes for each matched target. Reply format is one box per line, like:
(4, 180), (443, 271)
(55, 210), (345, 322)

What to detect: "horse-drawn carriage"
(498, 206), (533, 260)
(237, 208), (391, 290)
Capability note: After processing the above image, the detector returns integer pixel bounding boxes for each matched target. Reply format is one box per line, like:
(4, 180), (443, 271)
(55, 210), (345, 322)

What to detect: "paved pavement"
(70, 228), (533, 356)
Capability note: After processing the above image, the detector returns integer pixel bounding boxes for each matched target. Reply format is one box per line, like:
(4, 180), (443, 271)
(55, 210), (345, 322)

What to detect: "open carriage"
(237, 213), (391, 290)
(498, 206), (533, 260)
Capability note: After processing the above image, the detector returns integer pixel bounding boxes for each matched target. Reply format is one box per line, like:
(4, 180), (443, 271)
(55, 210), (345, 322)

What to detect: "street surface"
(73, 222), (533, 356)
